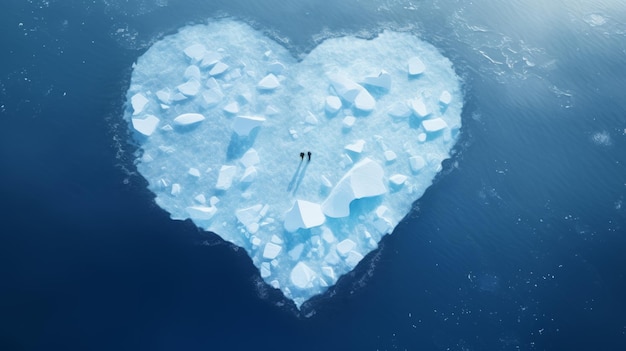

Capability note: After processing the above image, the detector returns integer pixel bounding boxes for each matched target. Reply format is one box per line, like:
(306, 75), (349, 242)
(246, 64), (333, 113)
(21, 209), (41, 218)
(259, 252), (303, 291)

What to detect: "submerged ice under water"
(124, 20), (462, 307)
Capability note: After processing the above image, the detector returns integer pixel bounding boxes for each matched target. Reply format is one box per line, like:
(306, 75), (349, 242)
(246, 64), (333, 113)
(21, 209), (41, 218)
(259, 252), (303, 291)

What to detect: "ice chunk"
(257, 73), (280, 90)
(240, 148), (260, 168)
(354, 89), (376, 112)
(209, 61), (229, 76)
(263, 242), (282, 259)
(408, 57), (425, 75)
(131, 115), (160, 136)
(422, 118), (448, 132)
(177, 80), (201, 96)
(389, 174), (407, 186)
(439, 90), (452, 105)
(329, 74), (362, 102)
(173, 113), (205, 126)
(184, 44), (206, 61)
(223, 101), (239, 114)
(232, 115), (265, 136)
(290, 262), (316, 289)
(336, 239), (356, 256)
(345, 140), (365, 154)
(131, 93), (149, 115)
(384, 150), (397, 162)
(325, 96), (342, 114)
(171, 183), (181, 196)
(236, 204), (263, 232)
(409, 98), (430, 118)
(284, 200), (326, 232)
(363, 70), (391, 90)
(305, 112), (319, 125)
(200, 51), (221, 67)
(202, 89), (224, 106)
(184, 65), (201, 80)
(322, 158), (387, 218)
(186, 205), (217, 220)
(342, 116), (356, 129)
(216, 165), (237, 190)
(409, 156), (426, 172)
(188, 168), (200, 177)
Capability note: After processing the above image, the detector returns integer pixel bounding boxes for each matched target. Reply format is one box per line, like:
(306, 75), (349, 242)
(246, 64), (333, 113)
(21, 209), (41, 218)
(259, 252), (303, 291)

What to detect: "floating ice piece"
(177, 80), (201, 96)
(342, 116), (356, 129)
(354, 89), (376, 112)
(422, 118), (448, 132)
(345, 140), (365, 153)
(173, 113), (205, 126)
(209, 61), (229, 76)
(305, 112), (319, 125)
(329, 74), (363, 103)
(240, 148), (260, 168)
(363, 70), (391, 90)
(131, 93), (149, 115)
(223, 101), (239, 114)
(131, 115), (160, 136)
(232, 115), (265, 136)
(409, 98), (430, 118)
(389, 174), (408, 186)
(336, 239), (356, 256)
(186, 205), (217, 220)
(188, 168), (201, 177)
(171, 183), (181, 196)
(290, 262), (316, 289)
(409, 156), (426, 172)
(216, 165), (237, 190)
(384, 150), (397, 162)
(257, 73), (280, 90)
(156, 89), (171, 104)
(284, 200), (326, 232)
(236, 204), (262, 233)
(325, 96), (342, 114)
(408, 57), (426, 75)
(184, 44), (206, 61)
(263, 242), (282, 259)
(322, 158), (387, 218)
(439, 90), (452, 106)
(184, 65), (201, 80)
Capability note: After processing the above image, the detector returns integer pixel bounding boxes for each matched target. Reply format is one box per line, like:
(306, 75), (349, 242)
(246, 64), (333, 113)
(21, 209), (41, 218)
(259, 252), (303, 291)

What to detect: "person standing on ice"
(307, 151), (311, 161)
(300, 152), (305, 161)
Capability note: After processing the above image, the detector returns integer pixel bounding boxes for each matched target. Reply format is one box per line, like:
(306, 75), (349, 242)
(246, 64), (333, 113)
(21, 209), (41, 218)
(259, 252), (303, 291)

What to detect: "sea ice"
(124, 20), (463, 309)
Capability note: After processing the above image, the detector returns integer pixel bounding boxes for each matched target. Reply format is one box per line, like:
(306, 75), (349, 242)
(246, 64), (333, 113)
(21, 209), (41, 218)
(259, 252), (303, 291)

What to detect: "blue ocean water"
(1, 1), (625, 350)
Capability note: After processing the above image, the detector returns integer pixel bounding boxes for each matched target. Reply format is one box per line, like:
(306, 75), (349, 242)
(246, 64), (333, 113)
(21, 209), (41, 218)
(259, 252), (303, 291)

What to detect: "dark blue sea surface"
(1, 1), (625, 350)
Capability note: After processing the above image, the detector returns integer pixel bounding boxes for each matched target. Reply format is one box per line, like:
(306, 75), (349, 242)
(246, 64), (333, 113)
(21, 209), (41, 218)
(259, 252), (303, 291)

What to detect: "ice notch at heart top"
(124, 20), (463, 308)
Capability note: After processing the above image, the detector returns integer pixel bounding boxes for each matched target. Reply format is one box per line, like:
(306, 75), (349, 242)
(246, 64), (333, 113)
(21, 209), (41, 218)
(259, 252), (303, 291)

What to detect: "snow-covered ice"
(124, 20), (462, 309)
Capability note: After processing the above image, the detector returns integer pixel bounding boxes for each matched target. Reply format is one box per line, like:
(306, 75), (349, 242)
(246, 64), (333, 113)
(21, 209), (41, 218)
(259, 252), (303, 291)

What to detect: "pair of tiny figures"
(300, 151), (312, 161)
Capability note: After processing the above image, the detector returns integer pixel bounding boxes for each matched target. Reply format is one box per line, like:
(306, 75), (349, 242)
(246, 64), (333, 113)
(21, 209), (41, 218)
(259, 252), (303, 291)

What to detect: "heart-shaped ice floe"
(125, 20), (462, 308)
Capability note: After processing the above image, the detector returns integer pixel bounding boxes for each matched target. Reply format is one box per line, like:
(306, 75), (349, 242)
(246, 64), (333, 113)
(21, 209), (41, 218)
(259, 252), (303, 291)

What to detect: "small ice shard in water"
(408, 57), (425, 75)
(439, 90), (452, 106)
(223, 101), (239, 114)
(322, 158), (387, 218)
(290, 262), (316, 289)
(345, 140), (365, 154)
(422, 118), (448, 133)
(284, 200), (326, 232)
(209, 61), (229, 76)
(216, 165), (237, 190)
(173, 113), (205, 126)
(177, 80), (201, 96)
(232, 116), (266, 136)
(131, 115), (160, 136)
(257, 73), (280, 90)
(186, 205), (217, 220)
(363, 70), (391, 90)
(131, 93), (149, 115)
(325, 96), (342, 114)
(184, 44), (206, 61)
